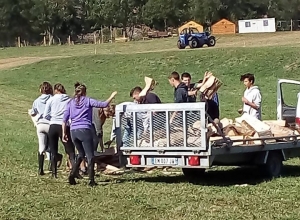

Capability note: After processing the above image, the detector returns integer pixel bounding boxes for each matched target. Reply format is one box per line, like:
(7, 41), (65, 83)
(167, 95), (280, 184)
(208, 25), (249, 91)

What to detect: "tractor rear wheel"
(177, 40), (185, 49)
(189, 38), (199, 49)
(208, 36), (216, 47)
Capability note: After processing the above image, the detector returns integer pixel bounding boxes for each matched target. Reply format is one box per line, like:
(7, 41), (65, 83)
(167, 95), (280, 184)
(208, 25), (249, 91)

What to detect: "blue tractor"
(177, 27), (216, 49)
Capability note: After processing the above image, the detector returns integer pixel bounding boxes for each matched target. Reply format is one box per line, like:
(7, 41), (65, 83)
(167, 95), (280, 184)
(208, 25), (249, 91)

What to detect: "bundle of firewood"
(198, 71), (223, 100)
(139, 76), (158, 97)
(199, 113), (300, 146)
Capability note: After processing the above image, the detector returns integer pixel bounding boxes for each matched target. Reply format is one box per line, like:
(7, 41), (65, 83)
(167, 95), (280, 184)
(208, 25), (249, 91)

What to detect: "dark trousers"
(91, 124), (102, 151)
(48, 124), (75, 177)
(207, 100), (220, 120)
(70, 128), (95, 181)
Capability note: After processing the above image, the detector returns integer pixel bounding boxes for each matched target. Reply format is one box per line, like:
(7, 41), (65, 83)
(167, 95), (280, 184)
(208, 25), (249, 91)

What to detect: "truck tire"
(182, 168), (205, 180)
(263, 151), (283, 178)
(208, 36), (216, 47)
(189, 38), (199, 49)
(177, 40), (185, 49)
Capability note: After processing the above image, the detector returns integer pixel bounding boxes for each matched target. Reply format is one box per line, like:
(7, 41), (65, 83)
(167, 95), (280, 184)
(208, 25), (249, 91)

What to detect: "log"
(263, 120), (287, 127)
(223, 125), (239, 136)
(198, 71), (223, 100)
(220, 118), (233, 129)
(235, 113), (271, 133)
(139, 76), (157, 97)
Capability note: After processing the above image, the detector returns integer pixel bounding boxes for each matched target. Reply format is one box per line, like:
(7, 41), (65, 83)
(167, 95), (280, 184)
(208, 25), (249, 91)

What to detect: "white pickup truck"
(115, 79), (300, 179)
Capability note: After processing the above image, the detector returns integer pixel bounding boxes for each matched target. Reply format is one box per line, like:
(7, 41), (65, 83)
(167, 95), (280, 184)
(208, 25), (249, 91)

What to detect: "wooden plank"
(235, 113), (271, 133)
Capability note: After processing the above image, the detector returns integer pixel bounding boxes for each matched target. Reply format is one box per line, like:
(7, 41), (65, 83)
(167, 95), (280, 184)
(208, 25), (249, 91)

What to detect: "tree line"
(0, 0), (299, 46)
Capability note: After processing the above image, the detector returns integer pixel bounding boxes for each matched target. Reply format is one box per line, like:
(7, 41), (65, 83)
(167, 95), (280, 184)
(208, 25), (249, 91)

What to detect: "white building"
(238, 18), (276, 33)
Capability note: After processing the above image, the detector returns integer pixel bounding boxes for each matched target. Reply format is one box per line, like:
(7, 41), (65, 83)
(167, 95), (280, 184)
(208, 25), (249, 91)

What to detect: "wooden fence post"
(68, 35), (71, 46)
(17, 37), (21, 47)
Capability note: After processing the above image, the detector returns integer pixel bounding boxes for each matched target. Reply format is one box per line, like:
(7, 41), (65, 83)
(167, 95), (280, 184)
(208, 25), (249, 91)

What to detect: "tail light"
(130, 155), (141, 165)
(188, 156), (200, 166)
(296, 117), (300, 129)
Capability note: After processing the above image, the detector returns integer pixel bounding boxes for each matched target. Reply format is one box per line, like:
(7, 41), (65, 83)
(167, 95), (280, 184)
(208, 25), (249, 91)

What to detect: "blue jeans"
(70, 128), (94, 165)
(70, 128), (96, 181)
(122, 119), (142, 147)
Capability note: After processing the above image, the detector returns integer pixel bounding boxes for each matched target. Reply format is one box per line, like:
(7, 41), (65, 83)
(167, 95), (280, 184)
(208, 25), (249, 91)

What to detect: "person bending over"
(92, 105), (115, 153)
(62, 82), (117, 186)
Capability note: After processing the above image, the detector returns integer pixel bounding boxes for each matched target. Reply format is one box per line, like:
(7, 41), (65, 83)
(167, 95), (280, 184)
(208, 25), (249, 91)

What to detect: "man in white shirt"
(239, 73), (262, 120)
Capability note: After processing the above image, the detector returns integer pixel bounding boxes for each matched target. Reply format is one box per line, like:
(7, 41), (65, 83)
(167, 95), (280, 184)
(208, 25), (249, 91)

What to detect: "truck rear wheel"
(182, 168), (206, 180)
(263, 151), (283, 178)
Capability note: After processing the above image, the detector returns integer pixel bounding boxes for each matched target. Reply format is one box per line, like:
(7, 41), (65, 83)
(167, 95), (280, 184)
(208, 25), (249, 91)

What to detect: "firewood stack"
(205, 113), (300, 146)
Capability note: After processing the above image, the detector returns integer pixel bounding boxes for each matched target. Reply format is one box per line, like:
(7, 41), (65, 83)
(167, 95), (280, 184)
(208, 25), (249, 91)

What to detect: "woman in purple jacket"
(62, 82), (117, 186)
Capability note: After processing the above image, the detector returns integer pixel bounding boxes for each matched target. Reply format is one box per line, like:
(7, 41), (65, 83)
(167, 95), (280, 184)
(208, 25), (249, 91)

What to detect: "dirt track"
(0, 56), (69, 70)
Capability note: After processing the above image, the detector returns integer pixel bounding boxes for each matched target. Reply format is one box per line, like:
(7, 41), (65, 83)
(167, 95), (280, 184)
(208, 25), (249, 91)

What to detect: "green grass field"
(2, 32), (300, 219)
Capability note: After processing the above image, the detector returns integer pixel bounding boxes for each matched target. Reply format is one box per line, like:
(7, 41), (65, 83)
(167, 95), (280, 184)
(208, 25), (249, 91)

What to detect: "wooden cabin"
(211, 19), (236, 34)
(178, 21), (204, 34)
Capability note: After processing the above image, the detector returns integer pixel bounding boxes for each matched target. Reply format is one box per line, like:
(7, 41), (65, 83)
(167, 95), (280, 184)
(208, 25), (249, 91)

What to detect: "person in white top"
(239, 73), (262, 120)
(29, 82), (53, 175)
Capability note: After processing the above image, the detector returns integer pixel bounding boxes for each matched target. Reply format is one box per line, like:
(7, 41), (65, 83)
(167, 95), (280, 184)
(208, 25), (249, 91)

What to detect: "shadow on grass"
(122, 165), (300, 186)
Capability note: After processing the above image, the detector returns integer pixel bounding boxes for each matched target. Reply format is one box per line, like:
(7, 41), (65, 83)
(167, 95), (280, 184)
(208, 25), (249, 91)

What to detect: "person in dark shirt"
(168, 71), (188, 103)
(198, 79), (220, 120)
(168, 71), (188, 124)
(181, 72), (198, 103)
(130, 86), (161, 104)
(129, 86), (162, 140)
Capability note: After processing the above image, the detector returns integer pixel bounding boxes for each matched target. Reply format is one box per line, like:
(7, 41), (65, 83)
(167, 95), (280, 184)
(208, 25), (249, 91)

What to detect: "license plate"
(151, 158), (178, 165)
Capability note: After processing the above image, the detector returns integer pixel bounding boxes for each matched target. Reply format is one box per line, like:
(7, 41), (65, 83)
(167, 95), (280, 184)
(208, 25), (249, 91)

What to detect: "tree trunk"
(110, 25), (113, 43)
(101, 26), (104, 44)
(48, 29), (54, 46)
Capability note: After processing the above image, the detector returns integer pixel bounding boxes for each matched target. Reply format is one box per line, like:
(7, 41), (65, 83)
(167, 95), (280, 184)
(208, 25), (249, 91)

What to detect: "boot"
(38, 153), (45, 176)
(88, 158), (97, 187)
(56, 153), (63, 168)
(51, 154), (57, 178)
(48, 161), (52, 171)
(69, 153), (82, 179)
(68, 157), (83, 185)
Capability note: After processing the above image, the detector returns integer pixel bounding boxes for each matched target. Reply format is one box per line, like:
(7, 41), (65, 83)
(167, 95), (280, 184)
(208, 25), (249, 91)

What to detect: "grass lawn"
(1, 35), (300, 219)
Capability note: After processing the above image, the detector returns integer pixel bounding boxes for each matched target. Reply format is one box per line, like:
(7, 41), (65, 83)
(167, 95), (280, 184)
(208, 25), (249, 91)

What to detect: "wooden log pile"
(207, 113), (300, 146)
(94, 147), (124, 175)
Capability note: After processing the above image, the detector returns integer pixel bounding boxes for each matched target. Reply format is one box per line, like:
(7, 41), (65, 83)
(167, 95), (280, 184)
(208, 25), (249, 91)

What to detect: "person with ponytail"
(29, 82), (53, 175)
(62, 82), (117, 186)
(44, 83), (76, 178)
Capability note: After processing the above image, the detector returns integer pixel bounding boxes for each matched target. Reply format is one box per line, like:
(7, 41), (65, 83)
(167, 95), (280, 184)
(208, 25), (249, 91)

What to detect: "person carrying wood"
(239, 73), (262, 120)
(181, 72), (220, 120)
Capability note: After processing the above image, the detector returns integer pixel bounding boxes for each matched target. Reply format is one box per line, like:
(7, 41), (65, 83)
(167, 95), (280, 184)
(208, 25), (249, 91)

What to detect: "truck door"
(277, 79), (300, 124)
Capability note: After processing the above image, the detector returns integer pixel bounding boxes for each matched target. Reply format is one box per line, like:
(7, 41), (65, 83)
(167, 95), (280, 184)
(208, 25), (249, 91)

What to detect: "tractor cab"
(179, 27), (202, 45)
(177, 27), (216, 49)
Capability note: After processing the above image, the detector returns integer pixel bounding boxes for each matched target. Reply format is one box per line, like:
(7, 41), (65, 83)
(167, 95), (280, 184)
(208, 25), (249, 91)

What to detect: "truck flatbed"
(114, 79), (300, 179)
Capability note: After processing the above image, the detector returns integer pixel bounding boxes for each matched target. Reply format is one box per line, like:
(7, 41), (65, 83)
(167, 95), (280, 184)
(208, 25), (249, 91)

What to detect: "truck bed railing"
(115, 102), (207, 151)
